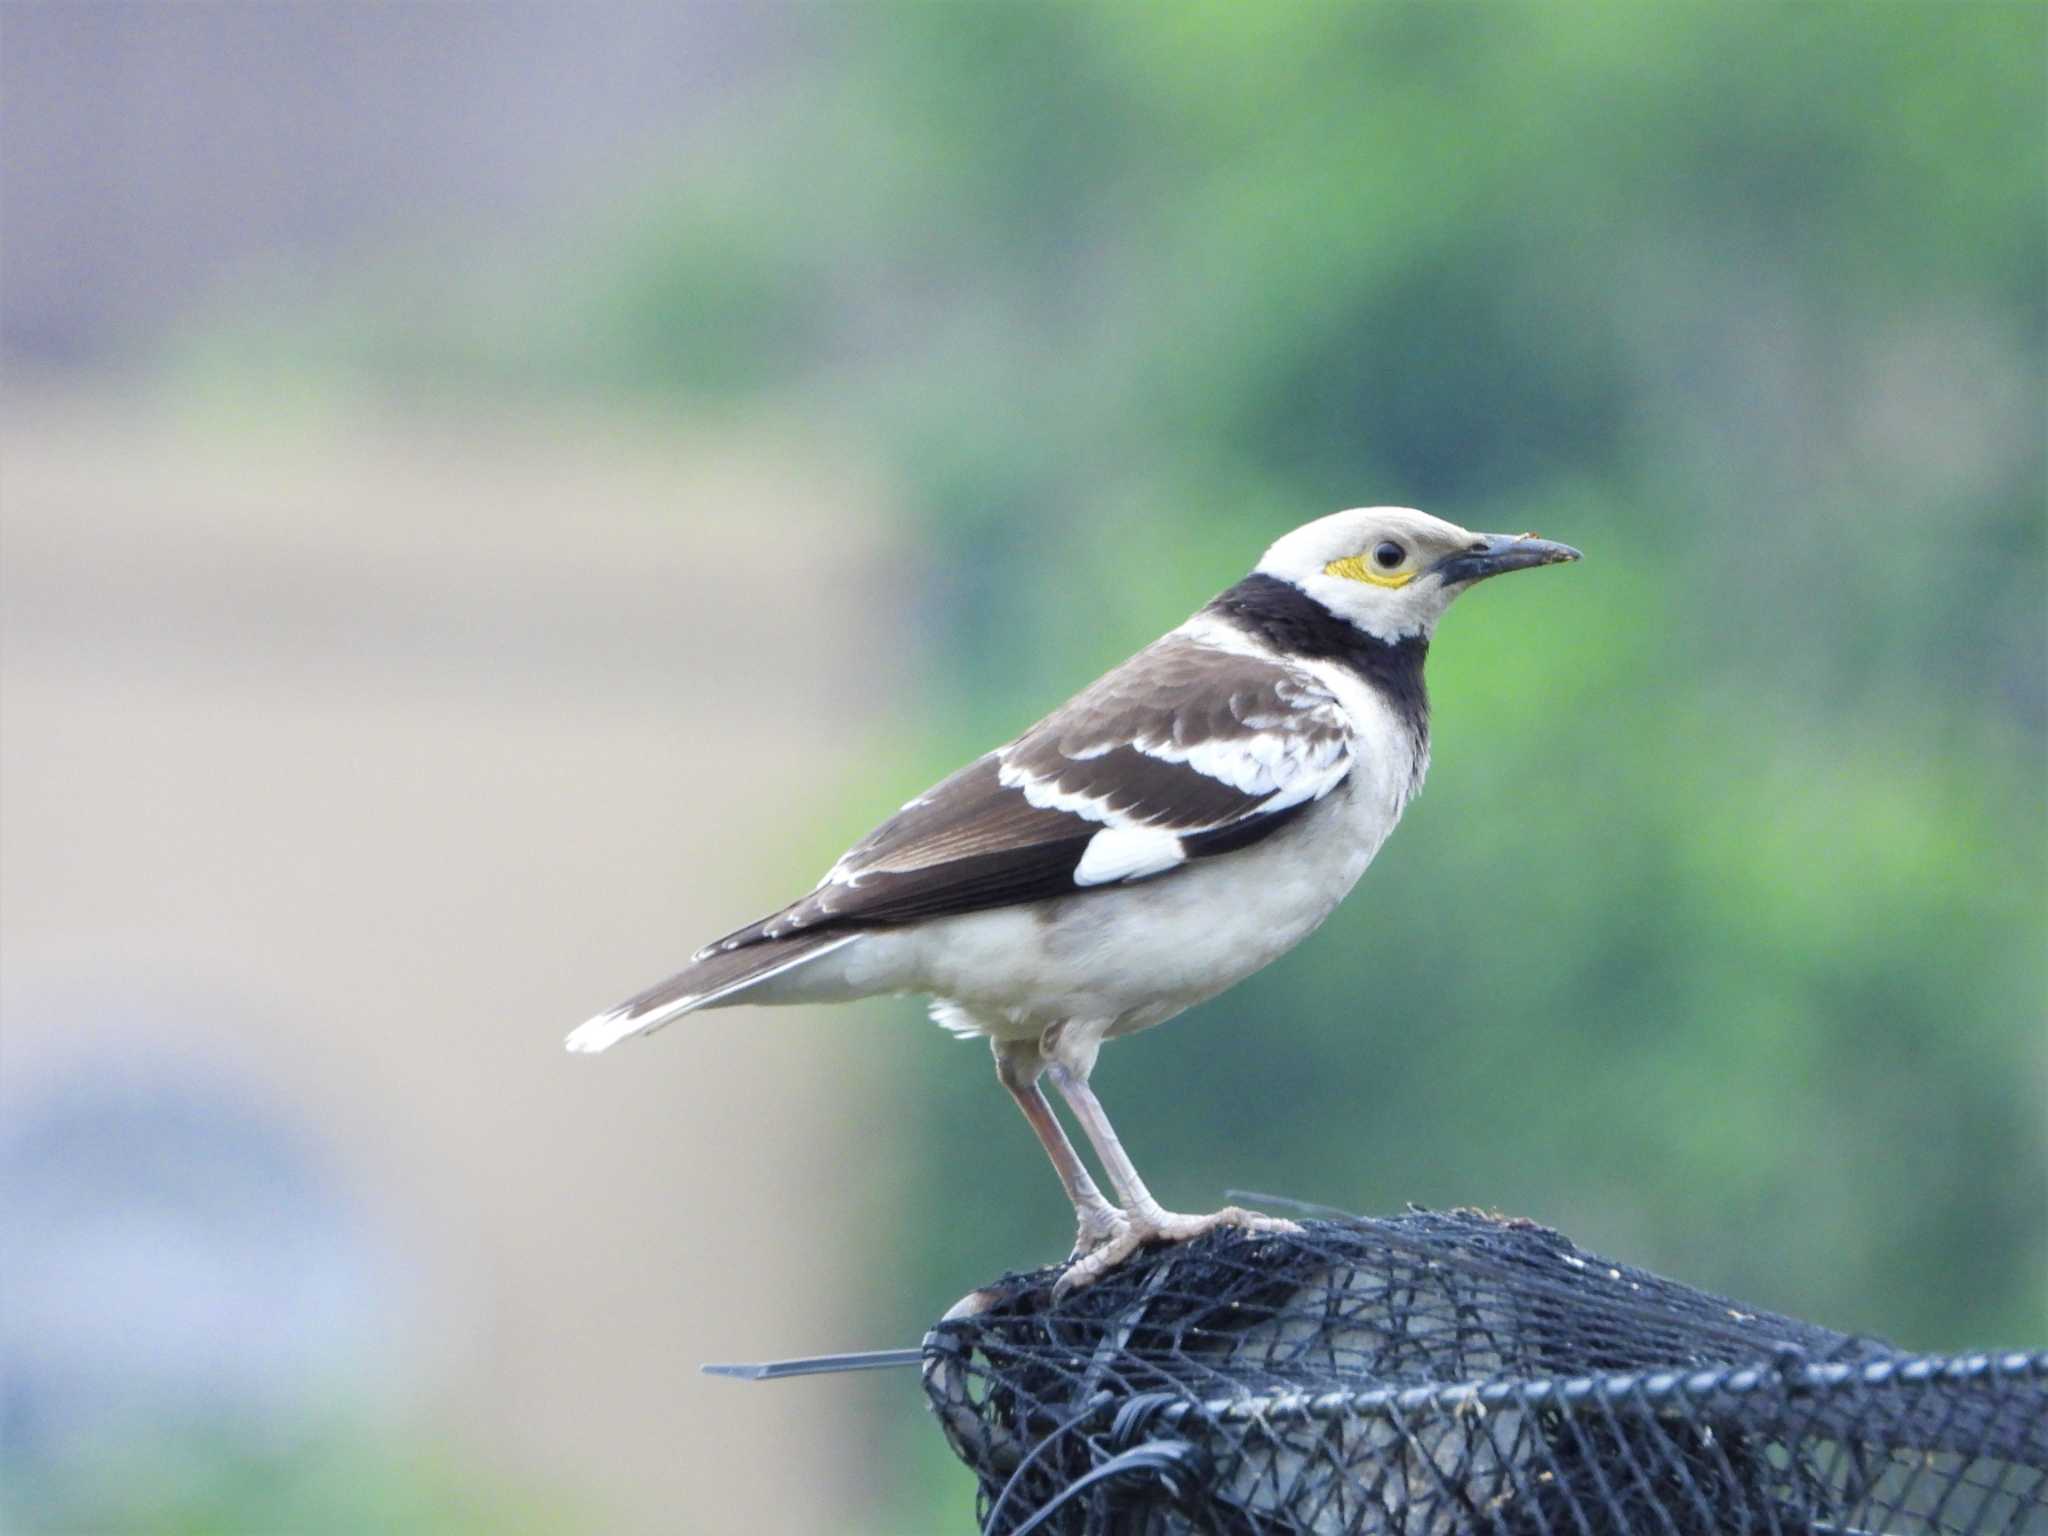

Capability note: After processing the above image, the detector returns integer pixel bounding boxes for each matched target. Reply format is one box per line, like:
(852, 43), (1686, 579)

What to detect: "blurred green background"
(4, 4), (2042, 1532)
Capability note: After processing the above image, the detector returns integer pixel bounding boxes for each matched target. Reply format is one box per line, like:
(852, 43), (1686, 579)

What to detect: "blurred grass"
(144, 2), (2043, 1528)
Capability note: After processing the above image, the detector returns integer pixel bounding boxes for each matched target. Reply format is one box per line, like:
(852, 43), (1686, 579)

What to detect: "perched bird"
(569, 508), (1578, 1289)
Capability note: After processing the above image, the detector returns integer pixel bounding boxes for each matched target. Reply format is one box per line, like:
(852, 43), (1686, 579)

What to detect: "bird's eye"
(1373, 541), (1405, 570)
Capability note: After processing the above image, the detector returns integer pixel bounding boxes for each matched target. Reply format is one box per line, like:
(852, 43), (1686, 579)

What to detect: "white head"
(1256, 506), (1581, 643)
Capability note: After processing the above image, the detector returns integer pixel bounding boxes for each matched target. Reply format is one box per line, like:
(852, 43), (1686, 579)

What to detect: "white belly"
(914, 815), (1373, 1038)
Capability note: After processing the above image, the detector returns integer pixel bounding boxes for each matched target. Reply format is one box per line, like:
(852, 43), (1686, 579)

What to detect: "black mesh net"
(921, 1207), (2048, 1536)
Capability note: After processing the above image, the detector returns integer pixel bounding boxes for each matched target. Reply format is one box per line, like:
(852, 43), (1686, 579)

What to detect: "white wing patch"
(989, 643), (1354, 893)
(997, 720), (1346, 836)
(1072, 825), (1187, 886)
(996, 752), (1125, 824)
(1131, 729), (1349, 810)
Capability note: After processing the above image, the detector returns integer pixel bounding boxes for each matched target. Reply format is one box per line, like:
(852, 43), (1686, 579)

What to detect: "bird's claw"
(1054, 1205), (1303, 1296)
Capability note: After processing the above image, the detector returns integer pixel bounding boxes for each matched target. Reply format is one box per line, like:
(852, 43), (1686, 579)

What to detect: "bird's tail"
(564, 931), (859, 1054)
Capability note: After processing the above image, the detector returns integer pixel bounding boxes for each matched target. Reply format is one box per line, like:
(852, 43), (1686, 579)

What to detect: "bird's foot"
(1054, 1204), (1303, 1296)
(1067, 1203), (1132, 1262)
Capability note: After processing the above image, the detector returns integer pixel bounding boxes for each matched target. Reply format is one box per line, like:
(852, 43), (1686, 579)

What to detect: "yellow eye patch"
(1325, 555), (1416, 588)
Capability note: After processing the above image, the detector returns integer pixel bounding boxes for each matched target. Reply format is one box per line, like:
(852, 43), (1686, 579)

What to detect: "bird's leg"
(991, 1037), (1128, 1259)
(1045, 1061), (1300, 1294)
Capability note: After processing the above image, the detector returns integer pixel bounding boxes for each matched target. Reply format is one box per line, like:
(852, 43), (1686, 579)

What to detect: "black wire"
(1005, 1441), (1203, 1536)
(979, 1393), (1117, 1536)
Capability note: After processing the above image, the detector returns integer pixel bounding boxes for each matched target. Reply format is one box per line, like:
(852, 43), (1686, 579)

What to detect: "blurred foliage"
(173, 2), (2042, 1528)
(7, 1415), (581, 1535)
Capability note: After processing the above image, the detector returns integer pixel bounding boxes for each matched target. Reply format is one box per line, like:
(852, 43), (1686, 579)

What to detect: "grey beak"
(1433, 532), (1582, 586)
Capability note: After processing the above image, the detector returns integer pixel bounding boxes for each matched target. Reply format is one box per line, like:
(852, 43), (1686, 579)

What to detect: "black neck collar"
(1205, 573), (1430, 747)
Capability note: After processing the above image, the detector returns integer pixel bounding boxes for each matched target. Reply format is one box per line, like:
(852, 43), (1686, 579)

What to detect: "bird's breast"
(903, 717), (1423, 1041)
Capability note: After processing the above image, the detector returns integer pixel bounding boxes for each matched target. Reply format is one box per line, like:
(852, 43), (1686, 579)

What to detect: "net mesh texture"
(921, 1207), (2047, 1536)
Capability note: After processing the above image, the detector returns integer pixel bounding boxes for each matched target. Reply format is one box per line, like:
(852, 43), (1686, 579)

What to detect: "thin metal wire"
(699, 1347), (922, 1379)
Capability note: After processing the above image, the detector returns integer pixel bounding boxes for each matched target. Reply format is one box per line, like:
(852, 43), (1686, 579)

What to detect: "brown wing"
(697, 634), (1353, 954)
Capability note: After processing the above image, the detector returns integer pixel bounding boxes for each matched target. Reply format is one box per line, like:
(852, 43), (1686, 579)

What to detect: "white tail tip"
(565, 933), (860, 1055)
(565, 1008), (655, 1055)
(565, 983), (713, 1051)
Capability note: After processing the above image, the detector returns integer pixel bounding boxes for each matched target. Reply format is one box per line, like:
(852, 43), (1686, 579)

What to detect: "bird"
(568, 507), (1579, 1290)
